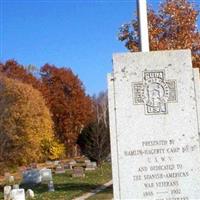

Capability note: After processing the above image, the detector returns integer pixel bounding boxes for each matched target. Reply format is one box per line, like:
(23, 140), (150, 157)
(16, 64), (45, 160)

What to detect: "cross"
(133, 70), (177, 115)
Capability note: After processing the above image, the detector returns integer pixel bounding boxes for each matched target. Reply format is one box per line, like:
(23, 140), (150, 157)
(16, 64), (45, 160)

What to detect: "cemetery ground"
(87, 185), (113, 200)
(0, 162), (112, 200)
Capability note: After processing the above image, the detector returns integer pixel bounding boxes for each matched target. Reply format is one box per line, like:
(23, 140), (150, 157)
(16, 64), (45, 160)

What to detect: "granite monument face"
(108, 50), (200, 199)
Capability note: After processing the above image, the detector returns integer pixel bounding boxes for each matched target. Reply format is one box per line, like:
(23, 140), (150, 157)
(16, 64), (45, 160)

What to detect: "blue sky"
(1, 0), (200, 95)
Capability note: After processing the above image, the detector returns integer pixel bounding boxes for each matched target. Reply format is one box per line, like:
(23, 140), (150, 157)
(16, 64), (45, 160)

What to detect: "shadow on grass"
(87, 185), (113, 200)
(20, 182), (102, 194)
(100, 185), (113, 193)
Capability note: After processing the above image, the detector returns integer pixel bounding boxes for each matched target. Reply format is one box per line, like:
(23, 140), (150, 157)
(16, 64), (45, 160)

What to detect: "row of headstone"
(13, 158), (97, 187)
(22, 168), (52, 185)
(4, 186), (34, 200)
(45, 158), (97, 170)
(21, 161), (97, 184)
(71, 161), (97, 177)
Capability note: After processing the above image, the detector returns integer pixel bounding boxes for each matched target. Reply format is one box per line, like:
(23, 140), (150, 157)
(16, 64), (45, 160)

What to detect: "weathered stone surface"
(72, 167), (85, 177)
(26, 189), (34, 199)
(193, 68), (200, 136)
(12, 185), (19, 189)
(10, 189), (25, 200)
(4, 186), (11, 200)
(55, 165), (65, 174)
(40, 168), (52, 183)
(22, 169), (41, 185)
(108, 50), (200, 199)
(48, 180), (55, 192)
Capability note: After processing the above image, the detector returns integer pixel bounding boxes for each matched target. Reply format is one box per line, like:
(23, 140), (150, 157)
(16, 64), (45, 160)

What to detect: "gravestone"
(84, 159), (91, 165)
(72, 167), (85, 177)
(40, 169), (52, 183)
(86, 161), (97, 171)
(54, 160), (60, 166)
(85, 164), (95, 171)
(26, 189), (34, 199)
(63, 162), (70, 170)
(108, 50), (200, 199)
(55, 165), (65, 174)
(10, 189), (25, 200)
(91, 161), (97, 168)
(48, 180), (55, 192)
(22, 169), (41, 185)
(4, 185), (11, 200)
(12, 184), (19, 189)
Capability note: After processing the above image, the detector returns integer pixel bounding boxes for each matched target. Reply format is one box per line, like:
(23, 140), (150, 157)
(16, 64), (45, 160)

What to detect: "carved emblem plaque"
(133, 70), (177, 115)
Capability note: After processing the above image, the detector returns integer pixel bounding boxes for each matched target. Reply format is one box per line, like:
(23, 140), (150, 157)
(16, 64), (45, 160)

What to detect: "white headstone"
(26, 189), (34, 199)
(91, 162), (97, 168)
(10, 189), (25, 200)
(48, 180), (55, 192)
(108, 50), (200, 199)
(4, 186), (11, 200)
(40, 168), (52, 183)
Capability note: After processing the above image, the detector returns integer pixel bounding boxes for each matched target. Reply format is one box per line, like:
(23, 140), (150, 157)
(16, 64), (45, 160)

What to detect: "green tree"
(78, 91), (110, 165)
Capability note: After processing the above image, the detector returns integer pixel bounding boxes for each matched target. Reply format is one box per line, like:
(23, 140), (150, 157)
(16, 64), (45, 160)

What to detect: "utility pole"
(137, 0), (149, 52)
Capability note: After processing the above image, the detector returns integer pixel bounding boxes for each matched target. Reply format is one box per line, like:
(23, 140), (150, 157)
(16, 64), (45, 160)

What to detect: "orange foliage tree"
(0, 75), (59, 165)
(0, 60), (42, 89)
(118, 0), (200, 68)
(41, 64), (93, 156)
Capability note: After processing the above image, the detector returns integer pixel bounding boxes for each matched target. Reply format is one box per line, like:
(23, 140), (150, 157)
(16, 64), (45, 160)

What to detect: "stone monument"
(108, 0), (200, 199)
(108, 50), (200, 199)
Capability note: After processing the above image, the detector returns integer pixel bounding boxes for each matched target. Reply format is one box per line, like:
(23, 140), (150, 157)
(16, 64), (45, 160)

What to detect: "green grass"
(87, 185), (113, 200)
(0, 163), (112, 200)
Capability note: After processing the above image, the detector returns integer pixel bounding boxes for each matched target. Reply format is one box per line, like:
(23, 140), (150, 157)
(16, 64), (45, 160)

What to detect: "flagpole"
(137, 0), (149, 52)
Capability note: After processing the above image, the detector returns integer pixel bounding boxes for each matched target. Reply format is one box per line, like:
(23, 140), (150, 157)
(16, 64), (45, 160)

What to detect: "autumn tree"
(0, 75), (64, 165)
(78, 91), (110, 165)
(0, 60), (41, 89)
(118, 0), (200, 68)
(40, 64), (93, 157)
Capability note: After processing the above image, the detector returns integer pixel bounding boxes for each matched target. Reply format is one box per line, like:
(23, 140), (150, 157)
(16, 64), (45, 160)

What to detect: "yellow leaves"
(41, 139), (65, 160)
(0, 75), (54, 165)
